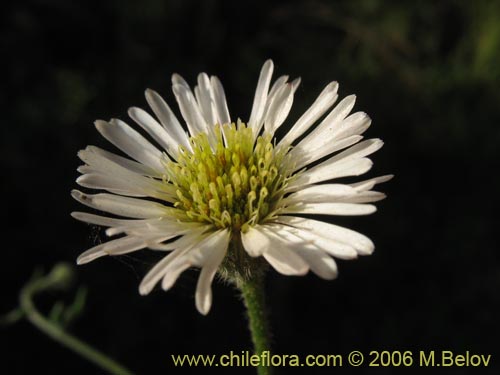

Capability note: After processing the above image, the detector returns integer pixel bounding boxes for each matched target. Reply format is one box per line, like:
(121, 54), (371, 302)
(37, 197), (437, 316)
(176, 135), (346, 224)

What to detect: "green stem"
(237, 274), (273, 375)
(19, 267), (135, 375)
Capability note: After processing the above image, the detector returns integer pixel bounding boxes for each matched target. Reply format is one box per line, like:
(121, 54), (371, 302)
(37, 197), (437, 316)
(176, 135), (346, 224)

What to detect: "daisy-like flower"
(72, 60), (391, 315)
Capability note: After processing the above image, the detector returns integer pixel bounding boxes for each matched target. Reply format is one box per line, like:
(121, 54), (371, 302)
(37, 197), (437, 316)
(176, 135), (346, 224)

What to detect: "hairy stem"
(237, 273), (273, 375)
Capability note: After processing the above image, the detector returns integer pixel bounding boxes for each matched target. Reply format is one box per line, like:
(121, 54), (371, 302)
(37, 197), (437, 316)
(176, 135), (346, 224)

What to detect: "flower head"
(72, 60), (391, 314)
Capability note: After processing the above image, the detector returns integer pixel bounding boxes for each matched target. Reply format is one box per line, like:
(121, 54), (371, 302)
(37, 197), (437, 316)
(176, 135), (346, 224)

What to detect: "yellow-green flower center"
(166, 123), (288, 231)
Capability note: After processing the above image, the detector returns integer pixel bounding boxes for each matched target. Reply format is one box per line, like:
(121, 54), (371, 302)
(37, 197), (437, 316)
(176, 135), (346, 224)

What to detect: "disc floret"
(166, 122), (287, 231)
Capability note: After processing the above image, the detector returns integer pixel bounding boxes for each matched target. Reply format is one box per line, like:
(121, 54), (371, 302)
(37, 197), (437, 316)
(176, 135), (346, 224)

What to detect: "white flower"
(72, 60), (391, 315)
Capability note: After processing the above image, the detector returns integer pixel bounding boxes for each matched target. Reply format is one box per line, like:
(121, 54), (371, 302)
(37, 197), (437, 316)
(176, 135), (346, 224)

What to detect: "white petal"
(292, 246), (338, 280)
(303, 94), (357, 141)
(283, 189), (386, 205)
(87, 146), (160, 177)
(268, 75), (289, 98)
(289, 111), (371, 170)
(246, 226), (309, 275)
(172, 84), (208, 137)
(76, 173), (174, 201)
(113, 219), (201, 238)
(77, 173), (144, 197)
(287, 157), (373, 191)
(77, 147), (175, 200)
(72, 216), (187, 245)
(267, 223), (357, 259)
(105, 218), (194, 237)
(349, 174), (394, 191)
(292, 138), (383, 174)
(248, 60), (274, 133)
(171, 73), (189, 88)
(332, 111), (372, 140)
(150, 225), (211, 251)
(241, 226), (270, 257)
(291, 77), (301, 93)
(95, 119), (164, 172)
(263, 245), (309, 276)
(160, 229), (229, 298)
(157, 231), (215, 292)
(71, 211), (129, 227)
(278, 82), (339, 148)
(195, 230), (229, 315)
(195, 73), (218, 127)
(71, 190), (167, 218)
(289, 134), (363, 172)
(128, 107), (179, 157)
(276, 216), (374, 255)
(161, 261), (191, 291)
(337, 191), (387, 203)
(145, 89), (191, 151)
(282, 184), (357, 205)
(210, 76), (231, 125)
(78, 146), (159, 183)
(77, 236), (148, 264)
(264, 83), (294, 135)
(254, 78), (287, 136)
(328, 138), (383, 164)
(186, 230), (230, 267)
(139, 249), (183, 295)
(283, 202), (376, 216)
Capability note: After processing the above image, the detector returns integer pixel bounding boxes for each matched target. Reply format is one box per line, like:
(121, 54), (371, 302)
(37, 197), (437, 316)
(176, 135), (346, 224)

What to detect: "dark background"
(2, 0), (500, 374)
